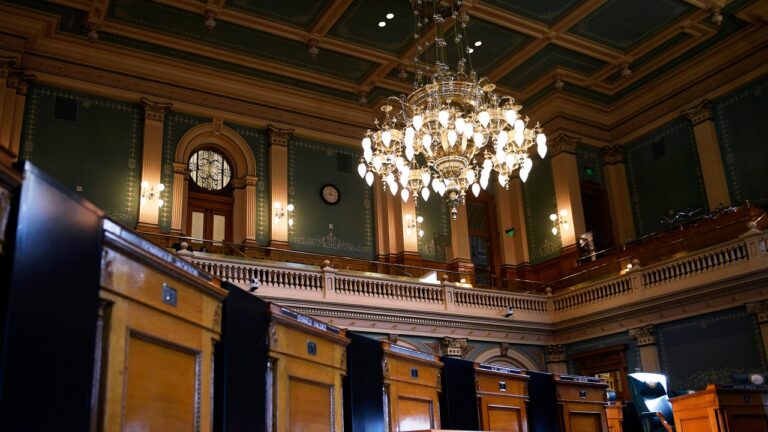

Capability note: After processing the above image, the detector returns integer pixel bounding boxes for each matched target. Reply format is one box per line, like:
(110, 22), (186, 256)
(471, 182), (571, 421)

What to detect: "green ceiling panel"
(228, 0), (330, 30)
(483, 0), (582, 25)
(5, 0), (87, 34)
(498, 44), (606, 91)
(329, 0), (415, 54)
(568, 0), (695, 52)
(422, 18), (535, 77)
(107, 0), (376, 81)
(604, 32), (692, 84)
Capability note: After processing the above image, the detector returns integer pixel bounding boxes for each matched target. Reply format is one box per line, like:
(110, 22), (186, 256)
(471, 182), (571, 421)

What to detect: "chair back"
(627, 373), (674, 432)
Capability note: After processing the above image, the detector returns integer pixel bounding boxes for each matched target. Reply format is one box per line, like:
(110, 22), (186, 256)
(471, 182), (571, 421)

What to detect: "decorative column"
(682, 99), (731, 210)
(450, 203), (474, 282)
(496, 176), (530, 288)
(629, 325), (661, 373)
(600, 145), (636, 244)
(550, 134), (586, 248)
(136, 97), (172, 232)
(545, 344), (568, 375)
(373, 178), (393, 262)
(170, 162), (188, 234)
(746, 301), (768, 359)
(0, 61), (35, 159)
(267, 125), (294, 249)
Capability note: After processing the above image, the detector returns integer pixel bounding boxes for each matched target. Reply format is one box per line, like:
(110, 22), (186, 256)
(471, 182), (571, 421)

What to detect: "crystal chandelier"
(357, 0), (547, 219)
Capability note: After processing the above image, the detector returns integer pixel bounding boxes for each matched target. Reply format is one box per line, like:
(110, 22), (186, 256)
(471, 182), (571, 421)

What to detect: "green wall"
(417, 193), (451, 262)
(657, 307), (766, 390)
(714, 75), (768, 205)
(21, 85), (142, 227)
(521, 158), (560, 264)
(288, 138), (375, 259)
(624, 118), (708, 237)
(576, 143), (604, 185)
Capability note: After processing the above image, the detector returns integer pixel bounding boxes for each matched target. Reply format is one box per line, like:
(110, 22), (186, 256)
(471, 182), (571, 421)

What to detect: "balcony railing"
(187, 228), (768, 323)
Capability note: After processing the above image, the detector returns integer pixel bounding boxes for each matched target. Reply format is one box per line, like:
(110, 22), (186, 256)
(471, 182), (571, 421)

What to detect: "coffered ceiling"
(2, 0), (767, 142)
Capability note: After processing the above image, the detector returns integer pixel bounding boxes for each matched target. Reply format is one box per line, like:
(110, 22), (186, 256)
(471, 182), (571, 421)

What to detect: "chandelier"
(357, 0), (547, 219)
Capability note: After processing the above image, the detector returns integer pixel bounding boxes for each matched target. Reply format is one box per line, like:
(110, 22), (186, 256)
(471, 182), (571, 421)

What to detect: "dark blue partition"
(344, 332), (386, 432)
(0, 163), (104, 431)
(527, 370), (560, 432)
(440, 356), (480, 429)
(214, 283), (271, 432)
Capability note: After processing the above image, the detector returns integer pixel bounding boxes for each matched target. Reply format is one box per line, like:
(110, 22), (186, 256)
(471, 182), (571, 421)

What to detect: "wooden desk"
(475, 364), (530, 432)
(383, 341), (443, 432)
(555, 375), (609, 432)
(606, 402), (623, 432)
(670, 384), (768, 432)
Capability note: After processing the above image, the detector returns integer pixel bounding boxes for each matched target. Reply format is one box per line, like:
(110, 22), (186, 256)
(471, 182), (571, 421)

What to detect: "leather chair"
(627, 373), (675, 432)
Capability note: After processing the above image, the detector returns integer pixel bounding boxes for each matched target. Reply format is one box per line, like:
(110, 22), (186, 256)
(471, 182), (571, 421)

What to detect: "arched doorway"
(186, 148), (234, 251)
(171, 122), (258, 245)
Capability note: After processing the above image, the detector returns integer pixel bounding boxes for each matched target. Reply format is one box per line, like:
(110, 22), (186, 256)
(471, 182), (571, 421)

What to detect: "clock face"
(320, 184), (340, 205)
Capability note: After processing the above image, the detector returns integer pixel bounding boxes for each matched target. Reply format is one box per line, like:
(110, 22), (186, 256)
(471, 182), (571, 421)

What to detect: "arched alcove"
(171, 122), (258, 243)
(473, 346), (541, 371)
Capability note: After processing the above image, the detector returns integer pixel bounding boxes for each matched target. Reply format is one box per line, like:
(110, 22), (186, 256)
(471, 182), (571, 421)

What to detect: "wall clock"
(320, 184), (340, 205)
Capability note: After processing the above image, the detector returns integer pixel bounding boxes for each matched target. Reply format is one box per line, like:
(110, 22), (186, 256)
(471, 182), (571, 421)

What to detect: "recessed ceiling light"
(474, 41), (482, 47)
(469, 48), (474, 53)
(378, 21), (386, 27)
(386, 13), (394, 19)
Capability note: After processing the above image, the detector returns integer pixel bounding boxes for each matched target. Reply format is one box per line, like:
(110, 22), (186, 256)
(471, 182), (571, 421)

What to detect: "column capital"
(629, 324), (657, 346)
(172, 161), (188, 174)
(549, 133), (579, 157)
(599, 144), (625, 165)
(141, 97), (172, 122)
(544, 344), (566, 363)
(7, 70), (36, 95)
(441, 336), (469, 358)
(682, 99), (714, 125)
(746, 300), (768, 324)
(267, 124), (295, 147)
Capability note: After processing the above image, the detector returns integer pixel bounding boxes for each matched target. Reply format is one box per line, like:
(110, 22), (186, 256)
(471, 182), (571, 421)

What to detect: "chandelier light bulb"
(421, 170), (431, 186)
(417, 215), (424, 223)
(422, 134), (432, 151)
(520, 166), (531, 183)
(362, 136), (372, 149)
(498, 174), (508, 187)
(400, 166), (411, 185)
(560, 209), (569, 217)
(421, 187), (430, 201)
(473, 132), (484, 147)
(395, 156), (404, 170)
(386, 172), (395, 184)
(447, 129), (458, 146)
(496, 130), (508, 147)
(287, 203), (295, 212)
(505, 153), (515, 167)
(514, 119), (525, 132)
(405, 127), (415, 145)
(550, 213), (557, 221)
(480, 174), (489, 190)
(538, 143), (548, 159)
(483, 158), (493, 172)
(438, 110), (450, 128)
(514, 130), (525, 146)
(472, 182), (481, 197)
(401, 188), (410, 202)
(358, 162), (367, 178)
(464, 122), (474, 137)
(365, 171), (374, 186)
(536, 132), (547, 147)
(455, 117), (465, 132)
(478, 111), (490, 127)
(157, 199), (164, 207)
(389, 181), (399, 195)
(504, 109), (517, 125)
(523, 157), (533, 172)
(431, 177), (440, 192)
(372, 155), (383, 171)
(363, 147), (373, 162)
(466, 169), (476, 184)
(381, 130), (392, 147)
(405, 145), (415, 160)
(552, 226), (558, 235)
(413, 114), (423, 131)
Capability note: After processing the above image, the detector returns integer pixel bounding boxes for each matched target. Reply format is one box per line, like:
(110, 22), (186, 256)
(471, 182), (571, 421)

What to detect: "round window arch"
(188, 149), (232, 191)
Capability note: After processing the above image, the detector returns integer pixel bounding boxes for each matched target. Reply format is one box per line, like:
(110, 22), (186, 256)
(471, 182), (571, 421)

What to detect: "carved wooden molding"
(681, 98), (714, 125)
(545, 344), (566, 363)
(267, 124), (295, 147)
(140, 97), (172, 122)
(629, 324), (657, 346)
(599, 144), (625, 165)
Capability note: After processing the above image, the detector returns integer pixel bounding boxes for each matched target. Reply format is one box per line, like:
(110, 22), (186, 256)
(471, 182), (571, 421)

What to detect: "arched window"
(188, 149), (231, 191)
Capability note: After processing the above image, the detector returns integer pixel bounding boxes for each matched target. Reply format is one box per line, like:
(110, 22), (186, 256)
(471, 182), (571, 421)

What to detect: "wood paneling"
(287, 377), (333, 432)
(555, 375), (609, 432)
(124, 334), (198, 432)
(670, 384), (768, 432)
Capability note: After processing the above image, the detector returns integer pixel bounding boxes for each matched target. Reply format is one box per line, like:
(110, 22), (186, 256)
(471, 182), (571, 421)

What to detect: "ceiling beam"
(309, 0), (353, 38)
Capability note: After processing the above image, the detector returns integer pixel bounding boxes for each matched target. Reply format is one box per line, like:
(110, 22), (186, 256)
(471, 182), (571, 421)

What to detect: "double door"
(187, 191), (232, 252)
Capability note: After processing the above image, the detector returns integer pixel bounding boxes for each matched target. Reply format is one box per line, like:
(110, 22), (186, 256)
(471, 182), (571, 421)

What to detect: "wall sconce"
(140, 181), (165, 207)
(274, 202), (295, 226)
(549, 209), (569, 235)
(406, 214), (424, 237)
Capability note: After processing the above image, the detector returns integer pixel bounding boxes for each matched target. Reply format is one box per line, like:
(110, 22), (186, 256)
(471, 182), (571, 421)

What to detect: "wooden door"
(187, 191), (232, 252)
(467, 196), (502, 289)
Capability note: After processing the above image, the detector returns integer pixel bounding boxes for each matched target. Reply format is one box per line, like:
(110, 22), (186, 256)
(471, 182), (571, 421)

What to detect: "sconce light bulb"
(418, 229), (424, 237)
(406, 214), (412, 221)
(287, 204), (294, 212)
(274, 202), (282, 209)
(156, 183), (165, 192)
(416, 216), (423, 223)
(560, 209), (568, 217)
(288, 219), (294, 227)
(141, 181), (149, 189)
(157, 199), (164, 208)
(550, 213), (557, 221)
(552, 227), (558, 235)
